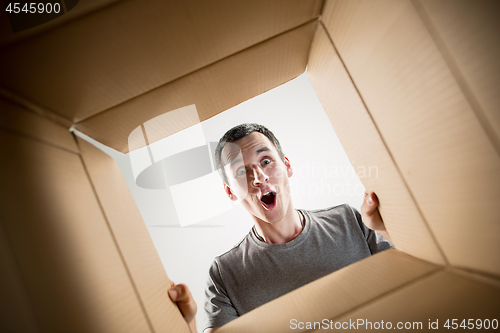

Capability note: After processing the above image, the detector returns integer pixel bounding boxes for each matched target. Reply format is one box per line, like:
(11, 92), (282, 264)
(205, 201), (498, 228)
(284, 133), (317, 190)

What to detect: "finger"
(362, 192), (375, 213)
(169, 284), (197, 322)
(367, 192), (378, 207)
(169, 284), (193, 304)
(168, 279), (177, 301)
(168, 288), (178, 301)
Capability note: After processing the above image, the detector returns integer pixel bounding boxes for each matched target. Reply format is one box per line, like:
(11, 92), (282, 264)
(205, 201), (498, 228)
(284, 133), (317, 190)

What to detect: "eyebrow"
(229, 158), (242, 168)
(256, 146), (270, 154)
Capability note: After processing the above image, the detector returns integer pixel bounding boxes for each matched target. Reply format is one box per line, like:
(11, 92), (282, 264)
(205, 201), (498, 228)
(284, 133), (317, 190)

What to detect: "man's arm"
(360, 191), (393, 244)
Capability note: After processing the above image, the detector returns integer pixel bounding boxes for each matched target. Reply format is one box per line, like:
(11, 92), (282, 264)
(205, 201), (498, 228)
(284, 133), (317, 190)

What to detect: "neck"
(253, 203), (303, 244)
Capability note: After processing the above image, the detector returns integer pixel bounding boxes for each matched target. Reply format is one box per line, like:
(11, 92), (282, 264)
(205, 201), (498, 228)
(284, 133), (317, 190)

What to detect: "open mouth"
(260, 191), (277, 210)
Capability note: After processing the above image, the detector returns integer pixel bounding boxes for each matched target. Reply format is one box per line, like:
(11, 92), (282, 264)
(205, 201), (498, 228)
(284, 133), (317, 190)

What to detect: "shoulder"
(302, 204), (365, 235)
(210, 231), (253, 269)
(305, 203), (359, 222)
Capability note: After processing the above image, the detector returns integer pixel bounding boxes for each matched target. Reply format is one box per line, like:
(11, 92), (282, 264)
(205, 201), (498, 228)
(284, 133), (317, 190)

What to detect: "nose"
(251, 165), (269, 186)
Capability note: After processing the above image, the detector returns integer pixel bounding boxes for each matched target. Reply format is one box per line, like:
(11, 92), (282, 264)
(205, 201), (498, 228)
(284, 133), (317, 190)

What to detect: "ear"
(224, 183), (238, 201)
(284, 157), (293, 178)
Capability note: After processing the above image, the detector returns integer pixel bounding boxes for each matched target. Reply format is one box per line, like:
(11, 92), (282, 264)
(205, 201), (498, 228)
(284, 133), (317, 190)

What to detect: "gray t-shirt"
(204, 204), (393, 329)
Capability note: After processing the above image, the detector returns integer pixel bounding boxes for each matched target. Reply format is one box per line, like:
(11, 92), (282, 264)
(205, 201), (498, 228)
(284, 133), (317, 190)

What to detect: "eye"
(261, 158), (272, 166)
(235, 167), (246, 177)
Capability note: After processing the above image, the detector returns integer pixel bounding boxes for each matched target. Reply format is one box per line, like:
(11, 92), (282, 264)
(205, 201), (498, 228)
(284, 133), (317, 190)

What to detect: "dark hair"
(215, 123), (285, 185)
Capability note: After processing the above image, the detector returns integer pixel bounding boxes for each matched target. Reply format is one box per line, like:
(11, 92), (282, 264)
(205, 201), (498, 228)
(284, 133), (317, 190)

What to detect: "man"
(169, 123), (393, 333)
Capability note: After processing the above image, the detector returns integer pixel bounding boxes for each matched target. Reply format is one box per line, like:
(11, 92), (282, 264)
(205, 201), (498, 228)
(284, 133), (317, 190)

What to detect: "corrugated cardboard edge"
(74, 20), (317, 154)
(77, 136), (190, 333)
(331, 268), (500, 332)
(218, 250), (441, 333)
(413, 0), (500, 154)
(0, 118), (152, 331)
(0, 95), (76, 153)
(1, 1), (322, 123)
(320, 0), (500, 277)
(307, 23), (446, 266)
(0, 221), (39, 332)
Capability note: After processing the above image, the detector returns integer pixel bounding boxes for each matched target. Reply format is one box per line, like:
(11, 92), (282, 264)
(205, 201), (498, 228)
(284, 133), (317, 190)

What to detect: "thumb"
(363, 192), (379, 215)
(168, 283), (197, 323)
(168, 288), (178, 301)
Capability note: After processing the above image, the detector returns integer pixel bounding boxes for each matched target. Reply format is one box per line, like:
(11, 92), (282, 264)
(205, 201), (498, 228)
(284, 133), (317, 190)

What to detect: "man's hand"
(168, 280), (197, 333)
(360, 192), (392, 243)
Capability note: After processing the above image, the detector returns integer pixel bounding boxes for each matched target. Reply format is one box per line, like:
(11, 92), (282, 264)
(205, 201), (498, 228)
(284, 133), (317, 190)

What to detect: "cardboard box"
(1, 0), (499, 331)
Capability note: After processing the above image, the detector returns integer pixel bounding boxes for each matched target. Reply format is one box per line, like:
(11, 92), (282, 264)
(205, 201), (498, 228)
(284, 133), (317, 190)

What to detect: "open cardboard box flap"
(1, 0), (499, 331)
(219, 250), (500, 333)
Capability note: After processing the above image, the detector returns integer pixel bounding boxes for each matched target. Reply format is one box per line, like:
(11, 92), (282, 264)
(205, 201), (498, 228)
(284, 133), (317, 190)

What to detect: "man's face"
(222, 132), (293, 224)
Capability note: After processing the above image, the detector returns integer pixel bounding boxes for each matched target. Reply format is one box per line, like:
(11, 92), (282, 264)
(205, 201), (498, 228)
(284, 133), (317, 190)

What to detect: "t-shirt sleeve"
(204, 258), (239, 330)
(350, 205), (394, 254)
